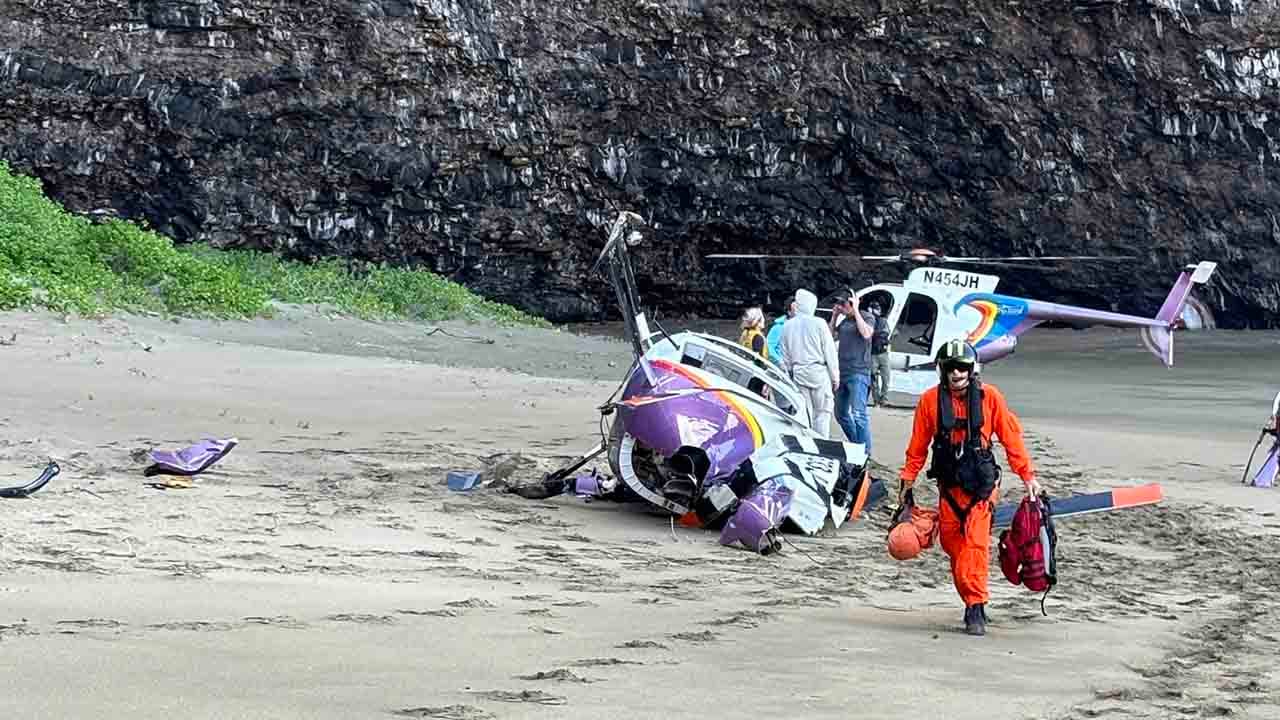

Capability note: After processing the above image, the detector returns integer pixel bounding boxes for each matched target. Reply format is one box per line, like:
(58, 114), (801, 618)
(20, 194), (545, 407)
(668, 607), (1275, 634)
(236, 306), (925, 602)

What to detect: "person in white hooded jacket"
(778, 288), (840, 437)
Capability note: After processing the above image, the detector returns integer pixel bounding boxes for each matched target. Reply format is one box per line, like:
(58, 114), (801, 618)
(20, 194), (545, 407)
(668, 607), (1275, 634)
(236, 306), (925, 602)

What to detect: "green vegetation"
(0, 160), (547, 326)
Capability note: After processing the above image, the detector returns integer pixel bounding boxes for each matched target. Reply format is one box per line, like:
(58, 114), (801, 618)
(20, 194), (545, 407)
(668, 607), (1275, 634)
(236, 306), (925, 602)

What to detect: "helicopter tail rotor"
(1139, 325), (1174, 368)
(1138, 261), (1218, 367)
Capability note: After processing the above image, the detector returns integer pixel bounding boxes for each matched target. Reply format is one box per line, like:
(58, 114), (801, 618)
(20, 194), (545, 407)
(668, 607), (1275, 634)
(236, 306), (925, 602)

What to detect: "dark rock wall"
(2, 0), (1279, 325)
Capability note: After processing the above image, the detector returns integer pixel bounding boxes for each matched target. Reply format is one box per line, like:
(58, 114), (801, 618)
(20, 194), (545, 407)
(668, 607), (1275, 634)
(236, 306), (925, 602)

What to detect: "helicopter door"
(886, 291), (940, 398)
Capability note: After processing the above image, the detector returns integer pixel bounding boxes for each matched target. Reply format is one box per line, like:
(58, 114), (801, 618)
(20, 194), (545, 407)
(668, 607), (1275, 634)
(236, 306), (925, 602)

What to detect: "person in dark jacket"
(869, 300), (892, 406)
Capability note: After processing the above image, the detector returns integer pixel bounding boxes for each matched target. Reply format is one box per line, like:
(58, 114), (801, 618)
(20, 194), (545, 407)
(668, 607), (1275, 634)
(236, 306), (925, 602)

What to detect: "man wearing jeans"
(830, 290), (875, 456)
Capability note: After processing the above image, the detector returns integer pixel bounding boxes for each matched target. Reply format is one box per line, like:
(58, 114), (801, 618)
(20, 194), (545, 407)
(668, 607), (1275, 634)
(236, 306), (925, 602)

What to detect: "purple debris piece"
(574, 471), (604, 497)
(719, 479), (793, 554)
(144, 437), (238, 477)
(1253, 442), (1279, 488)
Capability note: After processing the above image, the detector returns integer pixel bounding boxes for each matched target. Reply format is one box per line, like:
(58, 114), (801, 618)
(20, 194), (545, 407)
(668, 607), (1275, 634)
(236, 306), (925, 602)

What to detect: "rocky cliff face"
(3, 0), (1279, 326)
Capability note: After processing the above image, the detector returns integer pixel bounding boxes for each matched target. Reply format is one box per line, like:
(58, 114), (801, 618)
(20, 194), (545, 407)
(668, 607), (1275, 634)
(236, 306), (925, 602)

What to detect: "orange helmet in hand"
(887, 489), (939, 561)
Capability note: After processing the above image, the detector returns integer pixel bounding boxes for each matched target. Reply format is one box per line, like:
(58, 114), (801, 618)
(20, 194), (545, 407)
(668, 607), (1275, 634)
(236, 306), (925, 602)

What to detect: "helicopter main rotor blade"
(931, 259), (1051, 269)
(939, 255), (1137, 263)
(704, 254), (904, 261)
(704, 253), (1138, 266)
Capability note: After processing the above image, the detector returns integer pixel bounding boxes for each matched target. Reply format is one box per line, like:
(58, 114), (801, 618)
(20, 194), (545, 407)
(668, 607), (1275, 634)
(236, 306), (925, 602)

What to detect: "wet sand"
(0, 305), (1277, 718)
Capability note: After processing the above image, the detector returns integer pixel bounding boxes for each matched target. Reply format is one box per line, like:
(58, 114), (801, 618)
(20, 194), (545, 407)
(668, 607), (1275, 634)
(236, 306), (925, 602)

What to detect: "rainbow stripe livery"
(955, 294), (1031, 349)
(647, 358), (765, 448)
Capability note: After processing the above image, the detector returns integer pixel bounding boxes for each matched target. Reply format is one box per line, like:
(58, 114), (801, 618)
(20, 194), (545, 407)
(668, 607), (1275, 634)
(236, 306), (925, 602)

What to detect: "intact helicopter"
(707, 248), (1218, 400)
(537, 211), (884, 549)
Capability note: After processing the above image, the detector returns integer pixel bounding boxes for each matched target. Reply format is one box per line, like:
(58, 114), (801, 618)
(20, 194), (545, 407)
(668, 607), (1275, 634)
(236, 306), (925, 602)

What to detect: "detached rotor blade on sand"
(993, 484), (1164, 528)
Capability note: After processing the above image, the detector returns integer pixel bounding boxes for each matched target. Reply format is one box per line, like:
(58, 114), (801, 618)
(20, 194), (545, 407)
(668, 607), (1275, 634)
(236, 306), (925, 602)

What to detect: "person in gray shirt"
(829, 289), (875, 456)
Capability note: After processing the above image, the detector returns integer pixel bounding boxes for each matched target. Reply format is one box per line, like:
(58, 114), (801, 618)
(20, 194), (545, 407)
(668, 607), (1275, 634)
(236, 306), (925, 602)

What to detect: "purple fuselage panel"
(618, 360), (759, 481)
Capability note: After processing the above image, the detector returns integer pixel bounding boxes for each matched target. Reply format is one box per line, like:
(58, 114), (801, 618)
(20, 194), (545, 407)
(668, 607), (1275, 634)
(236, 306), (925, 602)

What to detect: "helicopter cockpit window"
(900, 292), (939, 352)
(680, 343), (707, 369)
(680, 338), (800, 418)
(682, 342), (754, 390)
(694, 334), (793, 390)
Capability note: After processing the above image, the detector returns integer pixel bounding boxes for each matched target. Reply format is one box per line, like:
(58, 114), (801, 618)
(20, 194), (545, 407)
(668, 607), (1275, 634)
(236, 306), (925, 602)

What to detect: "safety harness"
(926, 381), (1001, 532)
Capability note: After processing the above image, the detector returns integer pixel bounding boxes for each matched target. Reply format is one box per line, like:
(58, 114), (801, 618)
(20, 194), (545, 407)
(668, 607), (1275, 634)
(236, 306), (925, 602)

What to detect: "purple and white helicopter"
(543, 211), (882, 550)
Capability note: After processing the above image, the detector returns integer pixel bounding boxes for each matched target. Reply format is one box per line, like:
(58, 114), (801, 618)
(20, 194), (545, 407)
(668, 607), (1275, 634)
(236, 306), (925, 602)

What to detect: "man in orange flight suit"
(898, 339), (1043, 636)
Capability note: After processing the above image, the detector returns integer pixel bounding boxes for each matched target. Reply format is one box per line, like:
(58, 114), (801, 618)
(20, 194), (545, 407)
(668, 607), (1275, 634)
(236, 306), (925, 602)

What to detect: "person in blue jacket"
(766, 294), (795, 360)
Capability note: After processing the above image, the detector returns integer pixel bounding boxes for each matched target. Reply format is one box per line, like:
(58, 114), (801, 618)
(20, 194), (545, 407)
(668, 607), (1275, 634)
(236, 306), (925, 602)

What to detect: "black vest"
(927, 381), (1001, 507)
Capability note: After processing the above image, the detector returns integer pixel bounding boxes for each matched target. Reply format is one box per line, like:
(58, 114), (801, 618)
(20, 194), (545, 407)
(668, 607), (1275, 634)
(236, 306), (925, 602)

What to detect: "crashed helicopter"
(535, 211), (884, 551)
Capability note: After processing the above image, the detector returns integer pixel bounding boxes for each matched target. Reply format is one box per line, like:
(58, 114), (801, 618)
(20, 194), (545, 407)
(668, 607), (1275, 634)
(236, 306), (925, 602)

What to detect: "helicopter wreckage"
(510, 211), (886, 553)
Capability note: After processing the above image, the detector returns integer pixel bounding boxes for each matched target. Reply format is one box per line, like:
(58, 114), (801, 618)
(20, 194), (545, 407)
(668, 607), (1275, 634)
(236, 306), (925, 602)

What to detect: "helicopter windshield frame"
(654, 331), (806, 422)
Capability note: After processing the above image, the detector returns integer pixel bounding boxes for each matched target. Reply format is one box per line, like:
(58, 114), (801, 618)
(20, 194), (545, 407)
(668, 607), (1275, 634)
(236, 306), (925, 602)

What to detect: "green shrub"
(0, 160), (546, 326)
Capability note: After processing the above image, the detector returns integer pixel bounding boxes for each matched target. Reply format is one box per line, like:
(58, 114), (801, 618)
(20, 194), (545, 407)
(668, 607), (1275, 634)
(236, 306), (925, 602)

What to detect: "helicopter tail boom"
(979, 260), (1216, 369)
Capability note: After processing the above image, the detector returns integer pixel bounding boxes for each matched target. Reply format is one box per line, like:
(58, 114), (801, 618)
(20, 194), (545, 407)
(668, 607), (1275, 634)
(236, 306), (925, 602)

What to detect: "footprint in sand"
(0, 622), (37, 638)
(393, 706), (494, 719)
(324, 613), (396, 625)
(517, 608), (558, 617)
(468, 689), (566, 705)
(65, 529), (112, 538)
(241, 615), (307, 629)
(146, 621), (236, 632)
(669, 630), (718, 643)
(571, 657), (643, 667)
(397, 609), (461, 618)
(757, 594), (840, 608)
(55, 618), (125, 633)
(703, 611), (774, 629)
(406, 549), (465, 561)
(515, 668), (595, 683)
(615, 640), (668, 650)
(444, 598), (495, 609)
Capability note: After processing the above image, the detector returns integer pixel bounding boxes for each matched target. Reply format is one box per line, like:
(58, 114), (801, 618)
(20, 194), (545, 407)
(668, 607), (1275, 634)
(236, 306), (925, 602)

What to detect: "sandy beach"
(0, 305), (1277, 719)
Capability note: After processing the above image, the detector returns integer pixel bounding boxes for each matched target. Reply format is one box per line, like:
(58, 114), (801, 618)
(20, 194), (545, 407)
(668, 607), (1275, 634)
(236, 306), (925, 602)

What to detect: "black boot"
(964, 604), (986, 636)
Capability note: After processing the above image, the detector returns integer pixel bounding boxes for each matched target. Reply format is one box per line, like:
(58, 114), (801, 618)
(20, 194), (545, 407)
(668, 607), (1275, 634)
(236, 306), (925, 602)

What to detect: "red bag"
(998, 495), (1058, 613)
